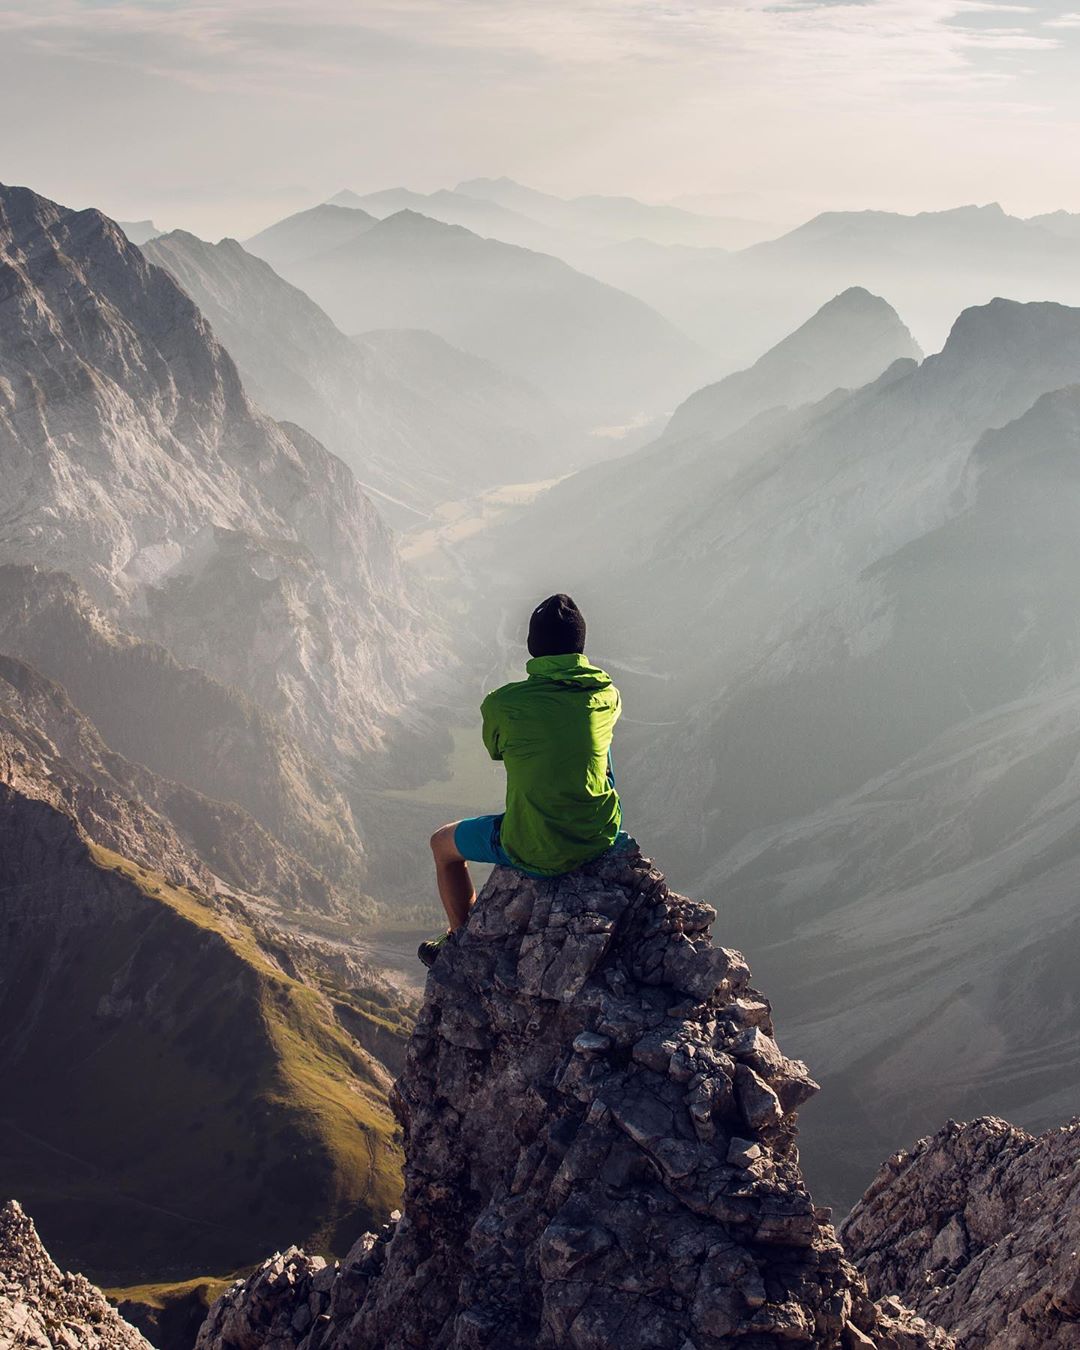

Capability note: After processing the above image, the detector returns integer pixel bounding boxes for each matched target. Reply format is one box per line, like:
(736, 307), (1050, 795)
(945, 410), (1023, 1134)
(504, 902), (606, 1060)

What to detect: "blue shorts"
(453, 813), (634, 878)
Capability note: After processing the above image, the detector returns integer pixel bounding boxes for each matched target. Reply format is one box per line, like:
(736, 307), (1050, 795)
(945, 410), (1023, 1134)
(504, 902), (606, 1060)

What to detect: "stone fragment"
(728, 1137), (763, 1168)
(573, 1031), (611, 1056)
(735, 1063), (784, 1129)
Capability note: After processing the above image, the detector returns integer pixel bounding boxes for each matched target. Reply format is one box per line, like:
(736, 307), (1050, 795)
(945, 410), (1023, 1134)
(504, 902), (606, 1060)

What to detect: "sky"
(2, 0), (1080, 239)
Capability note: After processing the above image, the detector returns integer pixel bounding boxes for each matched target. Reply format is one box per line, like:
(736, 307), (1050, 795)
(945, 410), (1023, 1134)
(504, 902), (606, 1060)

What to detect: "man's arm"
(481, 693), (503, 761)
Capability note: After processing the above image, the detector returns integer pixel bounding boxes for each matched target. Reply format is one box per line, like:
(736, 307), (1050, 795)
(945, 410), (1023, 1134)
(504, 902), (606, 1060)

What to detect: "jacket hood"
(525, 653), (613, 689)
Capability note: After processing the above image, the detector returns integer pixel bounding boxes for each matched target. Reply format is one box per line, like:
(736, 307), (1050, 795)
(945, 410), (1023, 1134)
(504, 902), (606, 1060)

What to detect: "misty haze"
(2, 3), (1080, 1349)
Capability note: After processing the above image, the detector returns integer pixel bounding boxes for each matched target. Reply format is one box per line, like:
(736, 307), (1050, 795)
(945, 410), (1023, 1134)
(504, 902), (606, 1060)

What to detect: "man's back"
(482, 652), (621, 876)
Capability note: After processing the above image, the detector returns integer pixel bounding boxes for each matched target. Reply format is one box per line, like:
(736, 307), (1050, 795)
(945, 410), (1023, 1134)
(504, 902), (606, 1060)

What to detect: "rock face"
(0, 182), (445, 767)
(0, 1200), (150, 1349)
(842, 1116), (1080, 1349)
(197, 850), (951, 1350)
(0, 564), (373, 914)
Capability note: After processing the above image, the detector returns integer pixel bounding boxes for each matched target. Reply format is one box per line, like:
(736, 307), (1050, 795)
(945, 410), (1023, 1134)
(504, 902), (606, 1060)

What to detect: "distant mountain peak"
(937, 296), (1080, 367)
(665, 285), (920, 442)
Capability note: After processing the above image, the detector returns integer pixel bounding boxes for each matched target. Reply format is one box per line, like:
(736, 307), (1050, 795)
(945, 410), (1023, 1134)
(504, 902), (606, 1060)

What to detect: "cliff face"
(0, 565), (372, 915)
(842, 1117), (1080, 1350)
(0, 183), (446, 768)
(197, 849), (951, 1350)
(0, 1200), (150, 1350)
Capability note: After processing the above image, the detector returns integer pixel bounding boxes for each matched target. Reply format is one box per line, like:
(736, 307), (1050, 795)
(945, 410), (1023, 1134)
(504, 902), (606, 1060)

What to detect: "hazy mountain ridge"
(580, 201), (1080, 368)
(664, 286), (922, 442)
(250, 205), (705, 422)
(0, 182), (447, 768)
(673, 381), (1080, 1200)
(455, 176), (767, 248)
(141, 230), (576, 524)
(0, 648), (353, 918)
(244, 202), (377, 273)
(0, 564), (374, 914)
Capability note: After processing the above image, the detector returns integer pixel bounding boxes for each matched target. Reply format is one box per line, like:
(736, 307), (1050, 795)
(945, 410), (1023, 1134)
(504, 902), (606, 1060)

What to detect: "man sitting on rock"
(420, 594), (627, 968)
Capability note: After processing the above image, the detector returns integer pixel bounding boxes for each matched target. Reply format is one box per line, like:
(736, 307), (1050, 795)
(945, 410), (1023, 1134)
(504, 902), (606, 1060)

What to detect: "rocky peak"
(0, 1199), (150, 1349)
(664, 287), (920, 443)
(842, 1116), (1080, 1349)
(933, 298), (1080, 375)
(197, 849), (950, 1350)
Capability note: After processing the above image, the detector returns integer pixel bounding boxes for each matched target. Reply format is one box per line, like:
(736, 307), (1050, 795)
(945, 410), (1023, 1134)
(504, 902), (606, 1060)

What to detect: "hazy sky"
(2, 0), (1080, 239)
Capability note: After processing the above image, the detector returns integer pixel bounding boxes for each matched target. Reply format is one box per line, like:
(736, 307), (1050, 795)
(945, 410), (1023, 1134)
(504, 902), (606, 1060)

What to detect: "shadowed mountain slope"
(0, 788), (402, 1285)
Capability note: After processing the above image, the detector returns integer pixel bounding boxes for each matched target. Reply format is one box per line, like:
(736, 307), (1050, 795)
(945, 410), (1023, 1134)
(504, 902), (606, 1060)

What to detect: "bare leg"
(430, 823), (476, 931)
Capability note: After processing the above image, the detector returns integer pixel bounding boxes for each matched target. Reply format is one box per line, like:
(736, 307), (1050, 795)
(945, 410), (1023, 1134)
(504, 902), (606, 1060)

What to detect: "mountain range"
(141, 229), (576, 525)
(244, 204), (705, 423)
(584, 202), (1080, 370)
(0, 183), (445, 771)
(329, 177), (768, 251)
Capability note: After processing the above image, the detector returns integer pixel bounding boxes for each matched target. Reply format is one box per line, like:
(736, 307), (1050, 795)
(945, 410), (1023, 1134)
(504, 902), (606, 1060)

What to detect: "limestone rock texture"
(197, 849), (951, 1350)
(0, 1200), (150, 1349)
(842, 1116), (1080, 1349)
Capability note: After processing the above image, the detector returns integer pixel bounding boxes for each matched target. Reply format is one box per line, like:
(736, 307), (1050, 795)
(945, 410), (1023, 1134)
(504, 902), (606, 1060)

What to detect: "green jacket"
(481, 653), (622, 877)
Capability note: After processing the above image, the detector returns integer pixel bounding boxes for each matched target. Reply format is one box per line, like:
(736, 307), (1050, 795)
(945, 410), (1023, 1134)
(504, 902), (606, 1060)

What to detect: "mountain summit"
(665, 287), (921, 442)
(196, 849), (950, 1350)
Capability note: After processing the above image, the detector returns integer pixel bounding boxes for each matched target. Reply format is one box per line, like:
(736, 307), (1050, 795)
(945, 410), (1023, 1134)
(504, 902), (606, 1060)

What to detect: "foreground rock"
(198, 848), (950, 1349)
(842, 1116), (1080, 1349)
(0, 1200), (150, 1349)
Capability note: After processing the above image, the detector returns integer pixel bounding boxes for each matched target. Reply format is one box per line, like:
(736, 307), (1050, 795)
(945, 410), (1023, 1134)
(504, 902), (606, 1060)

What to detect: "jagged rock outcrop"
(0, 1200), (150, 1348)
(197, 849), (951, 1349)
(842, 1116), (1080, 1349)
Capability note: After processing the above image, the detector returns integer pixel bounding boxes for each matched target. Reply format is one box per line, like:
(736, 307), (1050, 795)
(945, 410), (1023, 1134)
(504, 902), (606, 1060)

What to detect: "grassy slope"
(0, 821), (402, 1285)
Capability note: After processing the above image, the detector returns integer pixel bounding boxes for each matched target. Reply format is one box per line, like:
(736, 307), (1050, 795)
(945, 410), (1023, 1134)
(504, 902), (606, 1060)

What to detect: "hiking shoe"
(418, 931), (451, 969)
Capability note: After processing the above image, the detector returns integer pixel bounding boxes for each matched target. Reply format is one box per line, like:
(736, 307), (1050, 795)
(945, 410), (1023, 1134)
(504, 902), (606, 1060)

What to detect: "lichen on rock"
(198, 847), (951, 1349)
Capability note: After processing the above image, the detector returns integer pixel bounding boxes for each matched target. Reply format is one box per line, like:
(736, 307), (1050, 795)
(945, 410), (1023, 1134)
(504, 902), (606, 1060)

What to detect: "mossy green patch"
(0, 812), (402, 1286)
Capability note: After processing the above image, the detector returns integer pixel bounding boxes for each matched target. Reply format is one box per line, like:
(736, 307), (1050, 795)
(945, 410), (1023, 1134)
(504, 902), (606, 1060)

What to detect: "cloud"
(1044, 8), (1080, 23)
(0, 0), (1076, 236)
(0, 0), (1061, 99)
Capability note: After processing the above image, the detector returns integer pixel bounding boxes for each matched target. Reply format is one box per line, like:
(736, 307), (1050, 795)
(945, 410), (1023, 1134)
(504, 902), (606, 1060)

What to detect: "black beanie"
(527, 594), (586, 658)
